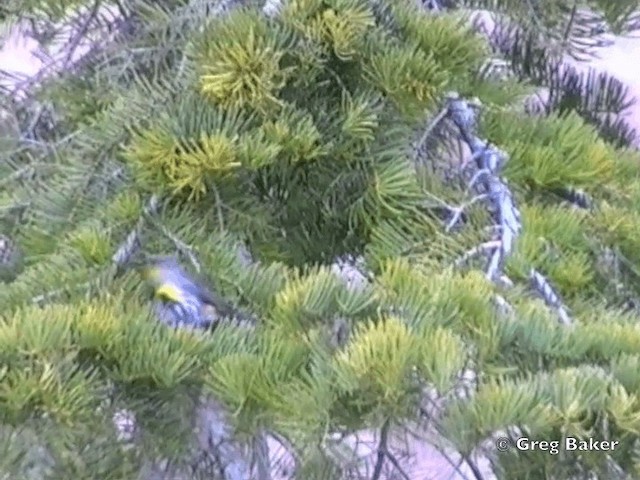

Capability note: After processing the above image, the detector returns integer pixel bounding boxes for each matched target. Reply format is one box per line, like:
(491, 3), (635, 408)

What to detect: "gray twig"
(443, 93), (572, 325)
(111, 194), (159, 269)
(371, 420), (411, 480)
(530, 268), (572, 325)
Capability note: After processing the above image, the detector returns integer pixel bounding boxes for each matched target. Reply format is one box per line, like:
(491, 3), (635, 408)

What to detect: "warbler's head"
(139, 256), (179, 282)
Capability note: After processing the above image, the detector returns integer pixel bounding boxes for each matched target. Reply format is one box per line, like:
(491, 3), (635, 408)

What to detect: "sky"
(569, 34), (640, 144)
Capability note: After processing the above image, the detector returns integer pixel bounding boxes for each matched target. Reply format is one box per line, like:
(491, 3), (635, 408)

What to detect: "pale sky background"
(1, 12), (639, 480)
(567, 34), (640, 143)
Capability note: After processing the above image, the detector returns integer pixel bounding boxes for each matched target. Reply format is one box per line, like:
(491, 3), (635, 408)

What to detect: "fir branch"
(444, 92), (572, 326)
(59, 0), (102, 72)
(529, 268), (572, 325)
(454, 240), (502, 268)
(557, 187), (593, 210)
(265, 432), (298, 478)
(111, 194), (160, 270)
(463, 454), (488, 480)
(493, 294), (514, 316)
(446, 92), (521, 281)
(0, 164), (35, 187)
(4, 0), (639, 477)
(414, 105), (450, 158)
(195, 395), (252, 480)
(445, 194), (488, 232)
(252, 431), (271, 480)
(405, 410), (488, 480)
(144, 211), (203, 273)
(371, 419), (411, 480)
(485, 14), (639, 147)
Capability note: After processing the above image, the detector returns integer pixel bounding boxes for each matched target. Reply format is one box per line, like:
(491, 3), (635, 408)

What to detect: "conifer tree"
(1, 0), (640, 479)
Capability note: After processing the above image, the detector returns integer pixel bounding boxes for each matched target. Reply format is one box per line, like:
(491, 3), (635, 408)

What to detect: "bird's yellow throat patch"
(155, 284), (184, 303)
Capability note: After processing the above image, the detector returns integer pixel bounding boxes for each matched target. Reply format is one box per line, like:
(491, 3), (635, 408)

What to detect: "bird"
(138, 255), (239, 330)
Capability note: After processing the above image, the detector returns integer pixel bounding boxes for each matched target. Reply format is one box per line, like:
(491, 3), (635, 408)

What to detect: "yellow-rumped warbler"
(138, 256), (236, 330)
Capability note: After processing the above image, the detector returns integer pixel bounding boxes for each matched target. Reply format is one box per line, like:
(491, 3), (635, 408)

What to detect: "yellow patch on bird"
(155, 284), (184, 303)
